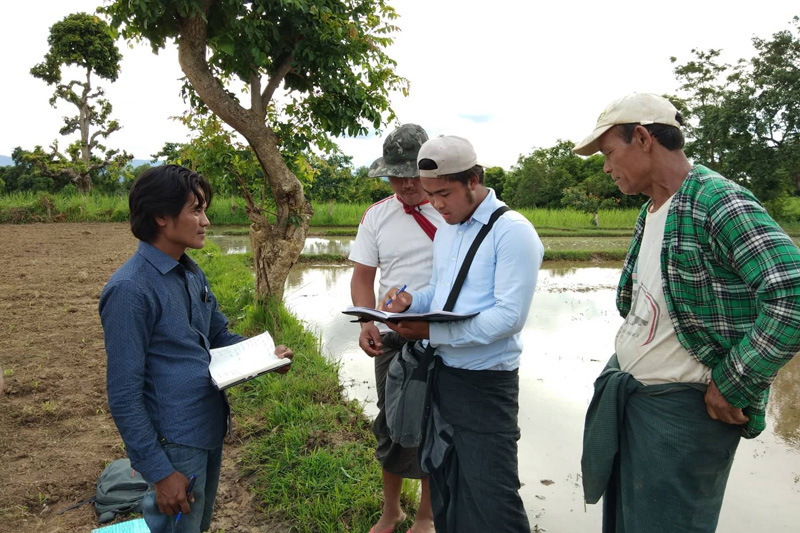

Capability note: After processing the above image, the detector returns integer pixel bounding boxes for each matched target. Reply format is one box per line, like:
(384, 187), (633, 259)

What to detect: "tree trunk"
(75, 172), (92, 193)
(176, 2), (313, 300)
(328, 199), (334, 217)
(80, 70), (92, 163)
(593, 212), (600, 227)
(249, 221), (304, 301)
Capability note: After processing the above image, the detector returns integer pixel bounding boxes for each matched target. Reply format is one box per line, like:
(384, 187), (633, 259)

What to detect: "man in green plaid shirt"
(574, 93), (800, 532)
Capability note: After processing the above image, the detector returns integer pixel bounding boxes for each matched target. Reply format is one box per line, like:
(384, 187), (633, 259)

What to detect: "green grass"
(517, 207), (640, 229)
(297, 253), (350, 263)
(309, 202), (370, 226)
(543, 250), (628, 262)
(188, 244), (416, 531)
(0, 192), (129, 223)
(3, 193), (799, 236)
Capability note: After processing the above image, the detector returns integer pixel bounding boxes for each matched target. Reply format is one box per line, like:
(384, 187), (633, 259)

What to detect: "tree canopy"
(102, 0), (404, 299)
(496, 140), (644, 224)
(670, 16), (800, 207)
(28, 12), (130, 193)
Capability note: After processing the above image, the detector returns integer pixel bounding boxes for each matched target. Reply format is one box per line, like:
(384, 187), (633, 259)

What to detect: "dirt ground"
(0, 223), (287, 532)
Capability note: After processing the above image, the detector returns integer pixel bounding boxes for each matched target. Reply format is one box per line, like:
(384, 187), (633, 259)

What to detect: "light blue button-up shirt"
(407, 189), (544, 370)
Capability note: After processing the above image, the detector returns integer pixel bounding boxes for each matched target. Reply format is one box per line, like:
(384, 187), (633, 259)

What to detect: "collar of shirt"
(137, 241), (199, 276)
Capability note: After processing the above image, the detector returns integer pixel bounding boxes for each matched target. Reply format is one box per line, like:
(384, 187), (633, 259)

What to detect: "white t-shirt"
(349, 195), (444, 333)
(615, 196), (712, 385)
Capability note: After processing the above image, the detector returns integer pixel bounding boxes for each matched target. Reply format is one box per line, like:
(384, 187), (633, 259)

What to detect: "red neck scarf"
(397, 196), (437, 241)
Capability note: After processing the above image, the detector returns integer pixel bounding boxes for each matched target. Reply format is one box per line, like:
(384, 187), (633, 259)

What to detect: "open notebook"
(209, 331), (290, 390)
(343, 306), (478, 324)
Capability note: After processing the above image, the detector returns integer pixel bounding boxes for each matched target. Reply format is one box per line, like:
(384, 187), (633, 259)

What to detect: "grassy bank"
(4, 192), (800, 234)
(189, 244), (416, 531)
(0, 192), (644, 230)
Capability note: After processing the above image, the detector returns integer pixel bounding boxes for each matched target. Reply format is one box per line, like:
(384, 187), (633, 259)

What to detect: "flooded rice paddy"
(282, 262), (800, 532)
(208, 232), (636, 256)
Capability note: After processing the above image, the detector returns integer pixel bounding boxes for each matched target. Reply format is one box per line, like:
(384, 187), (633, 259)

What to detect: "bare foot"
(408, 517), (435, 533)
(370, 511), (406, 533)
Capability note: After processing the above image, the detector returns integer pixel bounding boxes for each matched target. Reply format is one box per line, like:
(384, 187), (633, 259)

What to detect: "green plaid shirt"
(617, 165), (800, 438)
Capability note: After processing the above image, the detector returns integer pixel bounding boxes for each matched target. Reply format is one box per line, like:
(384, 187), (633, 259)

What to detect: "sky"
(1, 1), (798, 170)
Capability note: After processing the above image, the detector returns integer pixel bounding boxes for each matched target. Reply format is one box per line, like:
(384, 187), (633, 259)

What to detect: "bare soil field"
(0, 223), (283, 532)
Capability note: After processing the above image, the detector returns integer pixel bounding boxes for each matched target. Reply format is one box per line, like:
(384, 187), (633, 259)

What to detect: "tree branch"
(260, 54), (293, 113)
(250, 71), (263, 118)
(176, 1), (257, 135)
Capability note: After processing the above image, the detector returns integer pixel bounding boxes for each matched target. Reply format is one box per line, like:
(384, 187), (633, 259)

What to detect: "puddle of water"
(207, 233), (355, 255)
(283, 264), (800, 531)
(209, 233), (635, 255)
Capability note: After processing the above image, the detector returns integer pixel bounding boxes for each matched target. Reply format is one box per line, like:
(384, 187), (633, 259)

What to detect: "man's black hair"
(418, 159), (485, 185)
(616, 112), (687, 151)
(129, 165), (213, 243)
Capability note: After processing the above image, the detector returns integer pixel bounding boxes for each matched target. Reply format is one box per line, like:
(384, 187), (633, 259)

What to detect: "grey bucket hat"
(368, 124), (429, 178)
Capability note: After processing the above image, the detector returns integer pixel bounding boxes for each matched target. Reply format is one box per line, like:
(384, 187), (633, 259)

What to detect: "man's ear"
(633, 125), (653, 152)
(154, 215), (169, 228)
(468, 174), (480, 191)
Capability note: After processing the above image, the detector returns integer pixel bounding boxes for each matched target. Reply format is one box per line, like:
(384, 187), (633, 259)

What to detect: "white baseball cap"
(573, 93), (681, 156)
(417, 136), (480, 178)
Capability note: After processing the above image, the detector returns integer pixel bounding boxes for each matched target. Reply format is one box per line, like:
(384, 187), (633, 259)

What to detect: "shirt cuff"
(131, 447), (174, 484)
(428, 322), (447, 347)
(711, 362), (754, 409)
(406, 291), (426, 313)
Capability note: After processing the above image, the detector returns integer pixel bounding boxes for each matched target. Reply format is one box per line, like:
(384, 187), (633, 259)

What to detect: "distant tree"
(173, 112), (264, 199)
(103, 0), (404, 300)
(504, 140), (581, 208)
(348, 166), (393, 203)
(30, 13), (131, 192)
(3, 147), (60, 192)
(307, 153), (356, 215)
(671, 17), (800, 204)
(748, 16), (800, 197)
(152, 142), (185, 165)
(561, 153), (640, 225)
(484, 166), (506, 199)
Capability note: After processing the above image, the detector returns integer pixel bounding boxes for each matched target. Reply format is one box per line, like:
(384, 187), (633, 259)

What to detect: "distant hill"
(0, 155), (162, 168)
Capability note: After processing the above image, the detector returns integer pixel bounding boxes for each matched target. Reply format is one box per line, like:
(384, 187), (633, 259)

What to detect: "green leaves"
(671, 16), (800, 203)
(28, 12), (128, 193)
(31, 13), (122, 84)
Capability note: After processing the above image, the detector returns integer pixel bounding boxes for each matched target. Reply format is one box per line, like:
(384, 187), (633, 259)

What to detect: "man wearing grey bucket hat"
(349, 123), (442, 533)
(575, 92), (800, 532)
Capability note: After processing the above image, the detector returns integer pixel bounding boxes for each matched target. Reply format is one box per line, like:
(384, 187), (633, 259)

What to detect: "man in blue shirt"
(99, 165), (293, 532)
(384, 136), (544, 531)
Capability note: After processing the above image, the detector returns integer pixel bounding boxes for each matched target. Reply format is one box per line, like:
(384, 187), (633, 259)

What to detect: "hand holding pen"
(175, 474), (197, 525)
(382, 284), (411, 311)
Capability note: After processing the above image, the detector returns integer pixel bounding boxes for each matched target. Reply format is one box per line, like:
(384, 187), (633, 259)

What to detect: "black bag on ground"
(94, 458), (148, 523)
(384, 206), (510, 449)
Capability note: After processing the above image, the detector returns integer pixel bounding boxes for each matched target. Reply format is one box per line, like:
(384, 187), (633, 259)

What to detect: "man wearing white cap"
(382, 136), (544, 531)
(575, 93), (800, 531)
(349, 123), (441, 533)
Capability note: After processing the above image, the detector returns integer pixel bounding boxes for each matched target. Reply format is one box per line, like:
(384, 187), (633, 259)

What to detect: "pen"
(385, 284), (407, 307)
(175, 474), (197, 525)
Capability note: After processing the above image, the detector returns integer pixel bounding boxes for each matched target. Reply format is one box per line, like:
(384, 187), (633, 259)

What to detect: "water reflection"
(769, 356), (800, 447)
(207, 232), (355, 256)
(283, 264), (800, 531)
